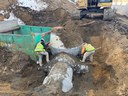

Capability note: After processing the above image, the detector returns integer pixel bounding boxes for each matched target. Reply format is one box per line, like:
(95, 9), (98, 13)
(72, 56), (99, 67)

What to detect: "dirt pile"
(43, 0), (78, 14)
(0, 0), (78, 22)
(13, 7), (70, 26)
(0, 47), (45, 95)
(0, 47), (33, 75)
(58, 19), (84, 48)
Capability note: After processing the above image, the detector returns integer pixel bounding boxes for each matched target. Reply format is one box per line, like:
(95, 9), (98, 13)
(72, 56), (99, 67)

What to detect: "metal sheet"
(0, 20), (19, 33)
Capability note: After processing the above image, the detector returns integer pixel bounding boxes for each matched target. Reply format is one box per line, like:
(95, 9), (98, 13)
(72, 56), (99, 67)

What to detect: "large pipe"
(42, 53), (89, 93)
(43, 62), (73, 92)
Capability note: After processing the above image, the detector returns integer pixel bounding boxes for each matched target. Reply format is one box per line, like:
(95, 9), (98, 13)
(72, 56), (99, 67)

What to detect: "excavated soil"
(0, 16), (128, 96)
(13, 7), (70, 26)
(0, 47), (46, 95)
(58, 19), (84, 48)
(0, 2), (128, 95)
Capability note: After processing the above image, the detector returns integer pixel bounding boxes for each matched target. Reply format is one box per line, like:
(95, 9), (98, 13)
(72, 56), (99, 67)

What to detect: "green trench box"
(0, 25), (52, 60)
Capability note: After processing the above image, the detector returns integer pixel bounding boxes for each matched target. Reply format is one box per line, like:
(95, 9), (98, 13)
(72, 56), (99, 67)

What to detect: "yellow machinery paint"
(98, 2), (112, 7)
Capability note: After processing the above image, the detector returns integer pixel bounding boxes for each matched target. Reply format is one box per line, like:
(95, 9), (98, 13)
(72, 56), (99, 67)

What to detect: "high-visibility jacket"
(86, 44), (95, 52)
(81, 44), (95, 54)
(34, 42), (45, 52)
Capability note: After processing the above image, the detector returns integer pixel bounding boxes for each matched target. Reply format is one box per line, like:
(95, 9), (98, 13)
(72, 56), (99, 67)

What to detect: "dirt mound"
(13, 7), (70, 26)
(58, 19), (84, 48)
(41, 0), (78, 15)
(0, 47), (45, 92)
(0, 47), (33, 75)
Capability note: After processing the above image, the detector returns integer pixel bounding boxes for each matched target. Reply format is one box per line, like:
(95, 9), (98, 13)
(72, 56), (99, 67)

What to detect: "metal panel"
(0, 20), (19, 33)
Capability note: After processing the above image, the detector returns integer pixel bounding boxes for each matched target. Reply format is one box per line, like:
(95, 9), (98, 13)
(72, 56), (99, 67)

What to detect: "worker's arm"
(81, 46), (86, 55)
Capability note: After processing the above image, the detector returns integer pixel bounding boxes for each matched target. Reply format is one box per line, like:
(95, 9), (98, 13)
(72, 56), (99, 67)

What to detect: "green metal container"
(0, 25), (52, 60)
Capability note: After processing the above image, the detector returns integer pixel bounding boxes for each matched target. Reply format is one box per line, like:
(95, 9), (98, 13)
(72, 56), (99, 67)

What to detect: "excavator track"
(71, 8), (114, 20)
(71, 10), (81, 20)
(103, 8), (114, 20)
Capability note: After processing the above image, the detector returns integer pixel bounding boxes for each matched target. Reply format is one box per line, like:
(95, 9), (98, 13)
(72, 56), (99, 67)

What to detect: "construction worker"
(34, 26), (63, 66)
(35, 38), (50, 66)
(81, 42), (95, 62)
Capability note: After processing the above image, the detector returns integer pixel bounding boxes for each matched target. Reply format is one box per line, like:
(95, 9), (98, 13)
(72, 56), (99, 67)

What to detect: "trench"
(72, 19), (128, 96)
(0, 13), (128, 96)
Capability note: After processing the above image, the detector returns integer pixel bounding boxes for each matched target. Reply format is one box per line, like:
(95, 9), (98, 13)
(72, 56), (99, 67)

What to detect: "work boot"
(80, 60), (85, 63)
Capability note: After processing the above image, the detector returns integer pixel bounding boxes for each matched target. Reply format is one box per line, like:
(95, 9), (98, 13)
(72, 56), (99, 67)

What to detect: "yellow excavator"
(73, 0), (114, 20)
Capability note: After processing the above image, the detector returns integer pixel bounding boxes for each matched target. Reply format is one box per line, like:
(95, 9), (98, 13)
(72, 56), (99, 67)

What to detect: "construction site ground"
(0, 5), (128, 96)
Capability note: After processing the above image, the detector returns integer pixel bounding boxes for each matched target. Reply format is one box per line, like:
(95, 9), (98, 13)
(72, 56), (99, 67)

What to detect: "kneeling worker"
(34, 26), (63, 66)
(81, 42), (95, 62)
(35, 38), (50, 66)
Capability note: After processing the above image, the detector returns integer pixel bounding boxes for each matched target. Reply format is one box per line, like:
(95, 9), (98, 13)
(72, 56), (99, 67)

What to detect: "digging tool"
(79, 21), (95, 27)
(95, 47), (102, 50)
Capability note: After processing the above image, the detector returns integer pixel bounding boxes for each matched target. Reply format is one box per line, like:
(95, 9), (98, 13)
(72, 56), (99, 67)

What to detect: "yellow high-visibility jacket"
(81, 44), (95, 54)
(34, 42), (45, 52)
(86, 44), (95, 52)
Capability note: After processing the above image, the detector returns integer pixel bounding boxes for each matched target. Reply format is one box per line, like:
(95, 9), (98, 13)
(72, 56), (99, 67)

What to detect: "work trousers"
(82, 51), (95, 62)
(37, 51), (49, 66)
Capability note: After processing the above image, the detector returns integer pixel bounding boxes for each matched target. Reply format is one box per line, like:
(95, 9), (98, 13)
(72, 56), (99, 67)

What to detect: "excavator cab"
(75, 0), (113, 20)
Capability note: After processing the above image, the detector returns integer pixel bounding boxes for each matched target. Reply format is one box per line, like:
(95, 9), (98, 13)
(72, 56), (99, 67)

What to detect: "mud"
(58, 19), (84, 48)
(0, 2), (128, 96)
(0, 48), (46, 95)
(0, 16), (128, 96)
